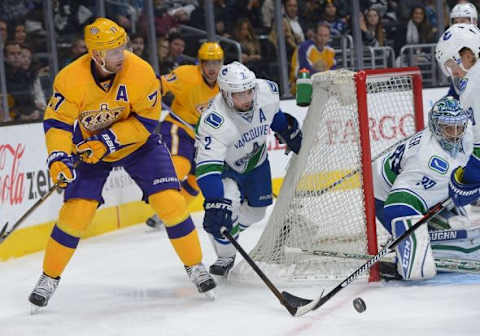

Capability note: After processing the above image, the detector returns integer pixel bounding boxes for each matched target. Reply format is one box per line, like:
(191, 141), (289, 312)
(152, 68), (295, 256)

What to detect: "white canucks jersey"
(195, 79), (280, 179)
(373, 128), (472, 212)
(460, 61), (480, 144)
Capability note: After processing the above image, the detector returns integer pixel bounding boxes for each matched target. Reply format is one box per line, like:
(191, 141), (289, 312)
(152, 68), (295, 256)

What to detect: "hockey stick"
(0, 157), (83, 245)
(220, 227), (314, 316)
(285, 247), (480, 274)
(0, 181), (61, 244)
(291, 198), (453, 317)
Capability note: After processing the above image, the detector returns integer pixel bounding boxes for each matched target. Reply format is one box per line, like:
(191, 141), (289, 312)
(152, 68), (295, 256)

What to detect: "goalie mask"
(428, 96), (469, 157)
(450, 2), (478, 25)
(217, 62), (257, 118)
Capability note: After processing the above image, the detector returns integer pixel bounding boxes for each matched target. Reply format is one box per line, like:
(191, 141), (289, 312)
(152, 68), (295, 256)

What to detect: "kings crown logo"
(80, 103), (125, 132)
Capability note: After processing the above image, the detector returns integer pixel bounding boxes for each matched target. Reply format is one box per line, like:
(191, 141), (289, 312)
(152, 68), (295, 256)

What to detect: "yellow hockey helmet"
(198, 42), (224, 61)
(84, 18), (128, 53)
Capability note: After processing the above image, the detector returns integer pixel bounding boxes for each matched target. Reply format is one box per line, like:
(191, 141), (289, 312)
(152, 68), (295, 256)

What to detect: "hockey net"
(231, 68), (424, 284)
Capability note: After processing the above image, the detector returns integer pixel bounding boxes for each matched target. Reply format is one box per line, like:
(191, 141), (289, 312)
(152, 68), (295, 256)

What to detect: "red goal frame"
(354, 67), (425, 281)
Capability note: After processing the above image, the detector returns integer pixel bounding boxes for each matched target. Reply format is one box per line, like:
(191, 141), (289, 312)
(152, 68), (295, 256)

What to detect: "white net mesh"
(231, 69), (420, 284)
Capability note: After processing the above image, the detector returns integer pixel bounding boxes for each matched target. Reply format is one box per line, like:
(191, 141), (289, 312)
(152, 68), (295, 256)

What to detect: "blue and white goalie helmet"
(217, 61), (256, 109)
(428, 96), (469, 156)
(435, 23), (480, 77)
(451, 2), (478, 25)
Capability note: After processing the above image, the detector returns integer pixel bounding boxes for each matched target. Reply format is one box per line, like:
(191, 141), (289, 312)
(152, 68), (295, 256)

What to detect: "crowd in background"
(0, 0), (474, 123)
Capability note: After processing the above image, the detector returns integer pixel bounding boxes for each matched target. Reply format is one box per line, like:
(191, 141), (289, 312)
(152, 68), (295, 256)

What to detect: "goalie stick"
(284, 247), (480, 274)
(291, 198), (452, 317)
(220, 227), (315, 316)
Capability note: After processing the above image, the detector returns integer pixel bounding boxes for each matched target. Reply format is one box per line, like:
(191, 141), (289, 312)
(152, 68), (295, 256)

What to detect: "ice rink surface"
(1, 212), (480, 336)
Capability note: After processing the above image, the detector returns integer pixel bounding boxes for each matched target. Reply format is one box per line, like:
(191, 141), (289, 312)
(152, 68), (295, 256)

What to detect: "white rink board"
(0, 87), (447, 229)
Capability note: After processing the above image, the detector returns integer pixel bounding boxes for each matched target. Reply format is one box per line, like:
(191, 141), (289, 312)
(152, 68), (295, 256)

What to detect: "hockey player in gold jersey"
(29, 18), (215, 309)
(146, 42), (224, 228)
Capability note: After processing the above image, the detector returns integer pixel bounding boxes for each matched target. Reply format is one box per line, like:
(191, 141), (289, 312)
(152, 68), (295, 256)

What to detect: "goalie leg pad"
(392, 215), (436, 280)
(432, 225), (480, 260)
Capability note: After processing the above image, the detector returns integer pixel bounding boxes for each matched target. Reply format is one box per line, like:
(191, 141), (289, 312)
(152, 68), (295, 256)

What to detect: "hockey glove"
(47, 151), (76, 188)
(449, 166), (480, 207)
(203, 199), (233, 239)
(275, 114), (302, 155)
(76, 129), (120, 164)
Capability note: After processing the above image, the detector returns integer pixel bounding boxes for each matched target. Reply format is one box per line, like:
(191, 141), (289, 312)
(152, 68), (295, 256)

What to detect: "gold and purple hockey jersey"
(43, 51), (161, 162)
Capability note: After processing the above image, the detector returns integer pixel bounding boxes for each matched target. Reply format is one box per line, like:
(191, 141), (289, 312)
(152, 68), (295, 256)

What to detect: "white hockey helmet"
(428, 96), (469, 156)
(217, 61), (257, 109)
(450, 2), (478, 25)
(435, 23), (480, 77)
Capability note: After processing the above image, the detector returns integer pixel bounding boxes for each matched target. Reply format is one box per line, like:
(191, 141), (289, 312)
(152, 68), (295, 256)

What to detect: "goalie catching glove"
(76, 129), (121, 164)
(47, 151), (76, 188)
(203, 198), (233, 239)
(274, 113), (302, 155)
(449, 166), (480, 207)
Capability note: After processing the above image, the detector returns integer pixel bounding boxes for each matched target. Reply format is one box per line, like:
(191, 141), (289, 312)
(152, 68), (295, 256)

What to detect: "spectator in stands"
(129, 33), (146, 60)
(60, 36), (87, 68)
(159, 32), (191, 74)
(158, 37), (173, 75)
(320, 0), (348, 37)
(284, 0), (305, 43)
(232, 18), (264, 70)
(19, 44), (46, 114)
(289, 22), (335, 94)
(12, 21), (27, 45)
(394, 5), (436, 55)
(4, 41), (39, 121)
(363, 7), (386, 47)
(0, 19), (7, 43)
(228, 0), (265, 32)
(269, 17), (300, 62)
(298, 0), (323, 35)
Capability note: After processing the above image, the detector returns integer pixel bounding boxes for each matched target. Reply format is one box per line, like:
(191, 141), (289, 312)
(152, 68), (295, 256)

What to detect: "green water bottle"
(296, 68), (312, 107)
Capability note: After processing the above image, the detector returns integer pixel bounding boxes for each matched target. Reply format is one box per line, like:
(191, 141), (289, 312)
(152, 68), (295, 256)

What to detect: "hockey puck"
(353, 297), (366, 313)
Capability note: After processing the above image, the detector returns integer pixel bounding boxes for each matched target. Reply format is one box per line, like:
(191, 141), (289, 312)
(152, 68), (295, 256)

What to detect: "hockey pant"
(209, 178), (267, 258)
(392, 214), (436, 280)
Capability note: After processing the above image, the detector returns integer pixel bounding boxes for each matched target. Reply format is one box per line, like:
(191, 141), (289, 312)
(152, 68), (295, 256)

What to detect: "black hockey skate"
(29, 273), (60, 307)
(209, 256), (235, 276)
(185, 263), (217, 293)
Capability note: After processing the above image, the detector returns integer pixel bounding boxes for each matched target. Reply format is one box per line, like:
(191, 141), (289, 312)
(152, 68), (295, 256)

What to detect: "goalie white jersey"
(195, 79), (280, 176)
(373, 128), (472, 210)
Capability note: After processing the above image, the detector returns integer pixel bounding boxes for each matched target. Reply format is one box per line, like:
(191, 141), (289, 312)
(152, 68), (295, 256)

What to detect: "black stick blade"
(0, 222), (9, 244)
(282, 291), (313, 307)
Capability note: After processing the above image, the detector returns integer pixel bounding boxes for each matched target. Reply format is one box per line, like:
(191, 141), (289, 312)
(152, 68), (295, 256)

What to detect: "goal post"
(231, 67), (425, 284)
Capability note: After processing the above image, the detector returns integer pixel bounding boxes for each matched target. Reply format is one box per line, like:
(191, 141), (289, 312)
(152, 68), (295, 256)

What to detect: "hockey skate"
(185, 263), (216, 297)
(209, 256), (235, 276)
(29, 273), (60, 310)
(146, 214), (164, 229)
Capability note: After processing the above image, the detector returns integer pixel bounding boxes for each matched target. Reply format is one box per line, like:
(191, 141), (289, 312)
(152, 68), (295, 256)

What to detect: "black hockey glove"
(203, 199), (233, 239)
(275, 114), (302, 154)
